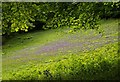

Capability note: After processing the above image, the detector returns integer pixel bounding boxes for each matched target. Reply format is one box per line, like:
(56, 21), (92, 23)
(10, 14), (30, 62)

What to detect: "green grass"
(2, 19), (119, 80)
(2, 18), (119, 56)
(2, 28), (67, 56)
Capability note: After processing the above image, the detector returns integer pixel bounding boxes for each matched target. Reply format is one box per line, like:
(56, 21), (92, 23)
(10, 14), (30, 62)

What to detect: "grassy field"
(2, 19), (119, 80)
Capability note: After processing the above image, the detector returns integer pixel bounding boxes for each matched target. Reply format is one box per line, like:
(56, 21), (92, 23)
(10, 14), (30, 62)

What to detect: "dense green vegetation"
(4, 42), (120, 80)
(2, 2), (120, 80)
(2, 19), (119, 80)
(2, 2), (120, 35)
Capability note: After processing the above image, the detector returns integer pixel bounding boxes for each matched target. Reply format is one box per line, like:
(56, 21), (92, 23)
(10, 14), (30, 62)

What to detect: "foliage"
(2, 3), (32, 35)
(95, 2), (120, 19)
(7, 42), (119, 80)
(2, 2), (120, 35)
(46, 3), (100, 31)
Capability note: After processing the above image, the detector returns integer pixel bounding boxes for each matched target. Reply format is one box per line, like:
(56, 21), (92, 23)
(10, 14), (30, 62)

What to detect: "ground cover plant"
(7, 42), (119, 80)
(2, 2), (120, 80)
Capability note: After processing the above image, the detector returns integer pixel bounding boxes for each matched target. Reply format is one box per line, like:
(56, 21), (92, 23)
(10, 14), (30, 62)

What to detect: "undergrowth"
(7, 42), (119, 80)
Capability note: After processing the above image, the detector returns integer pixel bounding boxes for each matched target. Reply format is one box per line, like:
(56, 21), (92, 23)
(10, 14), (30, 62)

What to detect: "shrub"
(8, 42), (119, 80)
(2, 2), (120, 35)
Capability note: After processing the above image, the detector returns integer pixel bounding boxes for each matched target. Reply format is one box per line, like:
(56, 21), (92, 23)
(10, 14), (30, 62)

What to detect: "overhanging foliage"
(2, 2), (120, 35)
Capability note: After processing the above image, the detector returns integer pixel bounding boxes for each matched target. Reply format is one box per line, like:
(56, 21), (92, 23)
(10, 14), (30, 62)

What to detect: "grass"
(2, 28), (67, 56)
(2, 19), (119, 80)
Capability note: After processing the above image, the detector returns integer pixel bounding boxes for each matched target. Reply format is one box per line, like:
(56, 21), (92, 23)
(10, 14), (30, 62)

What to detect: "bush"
(2, 2), (120, 35)
(95, 2), (120, 19)
(8, 42), (119, 80)
(1, 2), (99, 35)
